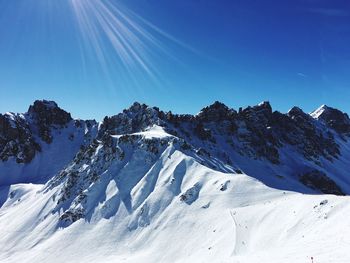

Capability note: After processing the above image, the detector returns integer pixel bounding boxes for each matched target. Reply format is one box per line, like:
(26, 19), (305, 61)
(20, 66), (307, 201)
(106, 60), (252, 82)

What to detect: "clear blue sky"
(0, 0), (349, 120)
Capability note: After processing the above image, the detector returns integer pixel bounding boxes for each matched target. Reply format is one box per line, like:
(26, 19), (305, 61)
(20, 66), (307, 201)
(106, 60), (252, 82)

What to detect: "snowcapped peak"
(258, 101), (270, 107)
(242, 101), (272, 119)
(2, 99), (350, 263)
(1, 112), (18, 129)
(310, 105), (350, 133)
(100, 102), (163, 137)
(4, 112), (17, 121)
(310, 104), (330, 119)
(255, 101), (272, 112)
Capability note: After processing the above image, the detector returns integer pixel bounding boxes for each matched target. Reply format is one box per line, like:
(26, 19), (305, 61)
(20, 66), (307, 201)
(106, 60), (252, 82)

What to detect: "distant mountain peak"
(287, 107), (311, 121)
(28, 100), (60, 113)
(257, 100), (272, 109)
(288, 106), (304, 115)
(310, 105), (350, 134)
(37, 99), (58, 108)
(25, 100), (72, 144)
(125, 101), (148, 113)
(2, 99), (350, 263)
(27, 100), (72, 125)
(197, 101), (236, 122)
(310, 104), (330, 119)
(243, 101), (272, 114)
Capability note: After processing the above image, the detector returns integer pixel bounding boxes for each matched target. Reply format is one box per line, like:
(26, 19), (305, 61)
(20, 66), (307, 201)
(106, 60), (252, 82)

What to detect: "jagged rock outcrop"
(197, 101), (237, 122)
(0, 113), (40, 163)
(49, 133), (177, 225)
(0, 100), (94, 165)
(282, 107), (340, 162)
(99, 102), (163, 137)
(160, 101), (341, 165)
(1, 100), (349, 196)
(311, 105), (350, 136)
(299, 169), (344, 195)
(27, 100), (72, 143)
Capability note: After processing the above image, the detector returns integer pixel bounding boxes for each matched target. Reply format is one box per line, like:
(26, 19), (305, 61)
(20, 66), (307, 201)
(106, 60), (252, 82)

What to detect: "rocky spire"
(28, 100), (72, 126)
(197, 101), (237, 122)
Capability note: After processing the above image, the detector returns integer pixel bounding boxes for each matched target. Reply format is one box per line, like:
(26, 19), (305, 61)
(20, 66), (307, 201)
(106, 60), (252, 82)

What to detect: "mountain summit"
(0, 100), (350, 262)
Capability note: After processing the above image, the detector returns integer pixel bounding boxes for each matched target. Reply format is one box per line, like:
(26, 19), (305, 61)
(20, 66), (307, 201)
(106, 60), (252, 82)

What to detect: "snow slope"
(0, 129), (350, 263)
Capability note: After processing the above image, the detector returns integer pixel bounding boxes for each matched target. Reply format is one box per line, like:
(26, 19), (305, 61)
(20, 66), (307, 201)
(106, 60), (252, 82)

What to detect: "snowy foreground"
(1, 132), (349, 263)
(1, 176), (349, 263)
(1, 101), (350, 262)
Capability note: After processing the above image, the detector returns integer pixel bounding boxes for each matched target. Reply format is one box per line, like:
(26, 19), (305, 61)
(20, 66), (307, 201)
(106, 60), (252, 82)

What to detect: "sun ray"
(67, 0), (186, 90)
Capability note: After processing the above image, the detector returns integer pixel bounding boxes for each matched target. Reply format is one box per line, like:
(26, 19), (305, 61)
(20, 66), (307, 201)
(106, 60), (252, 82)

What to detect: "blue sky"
(0, 0), (349, 120)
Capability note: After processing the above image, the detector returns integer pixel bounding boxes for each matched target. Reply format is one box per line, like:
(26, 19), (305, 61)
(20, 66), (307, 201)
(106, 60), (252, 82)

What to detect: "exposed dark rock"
(59, 209), (84, 223)
(194, 123), (212, 141)
(0, 113), (41, 163)
(299, 169), (344, 195)
(99, 102), (162, 137)
(240, 101), (273, 124)
(28, 100), (72, 126)
(2, 99), (350, 199)
(28, 100), (72, 143)
(313, 105), (350, 135)
(283, 107), (340, 161)
(197, 101), (237, 122)
(196, 148), (210, 157)
(180, 183), (200, 205)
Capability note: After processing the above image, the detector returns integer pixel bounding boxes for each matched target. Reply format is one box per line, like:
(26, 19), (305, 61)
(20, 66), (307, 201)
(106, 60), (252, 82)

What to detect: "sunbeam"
(68, 0), (186, 90)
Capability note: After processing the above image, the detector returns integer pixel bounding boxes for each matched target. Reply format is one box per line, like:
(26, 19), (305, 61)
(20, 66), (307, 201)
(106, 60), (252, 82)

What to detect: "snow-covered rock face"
(0, 99), (75, 164)
(27, 100), (73, 143)
(197, 101), (237, 122)
(311, 105), (350, 135)
(1, 100), (350, 193)
(0, 113), (40, 163)
(1, 100), (350, 262)
(48, 134), (176, 226)
(164, 101), (341, 166)
(0, 100), (98, 185)
(98, 102), (163, 137)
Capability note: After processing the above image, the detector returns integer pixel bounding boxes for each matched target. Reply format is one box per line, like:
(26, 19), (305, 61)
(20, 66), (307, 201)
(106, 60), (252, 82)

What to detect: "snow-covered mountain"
(0, 100), (350, 263)
(0, 100), (98, 185)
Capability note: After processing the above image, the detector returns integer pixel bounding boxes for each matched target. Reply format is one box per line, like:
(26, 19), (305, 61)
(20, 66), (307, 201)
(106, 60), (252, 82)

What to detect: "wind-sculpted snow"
(0, 153), (350, 262)
(45, 129), (234, 227)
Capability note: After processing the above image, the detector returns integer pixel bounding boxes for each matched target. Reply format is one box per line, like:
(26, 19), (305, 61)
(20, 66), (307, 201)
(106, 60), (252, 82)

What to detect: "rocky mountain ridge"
(1, 100), (350, 194)
(1, 100), (350, 263)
